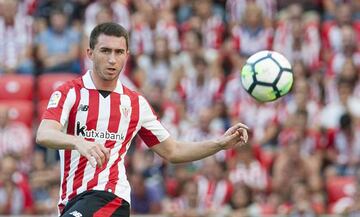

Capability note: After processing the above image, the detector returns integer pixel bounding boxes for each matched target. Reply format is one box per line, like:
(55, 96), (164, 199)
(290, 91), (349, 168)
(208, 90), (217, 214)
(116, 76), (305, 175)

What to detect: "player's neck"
(90, 71), (117, 92)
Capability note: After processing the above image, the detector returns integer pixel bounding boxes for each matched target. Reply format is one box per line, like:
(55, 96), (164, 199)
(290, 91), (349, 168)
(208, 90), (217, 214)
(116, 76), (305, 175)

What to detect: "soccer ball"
(241, 50), (293, 102)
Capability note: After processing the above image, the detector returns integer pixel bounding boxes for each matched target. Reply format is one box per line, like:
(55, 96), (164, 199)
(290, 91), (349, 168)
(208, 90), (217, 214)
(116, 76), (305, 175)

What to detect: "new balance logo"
(69, 210), (82, 217)
(76, 122), (125, 141)
(78, 104), (89, 111)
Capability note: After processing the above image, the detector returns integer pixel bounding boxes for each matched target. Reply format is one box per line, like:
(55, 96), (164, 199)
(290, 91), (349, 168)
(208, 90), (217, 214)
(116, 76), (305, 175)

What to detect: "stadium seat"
(0, 74), (34, 101)
(0, 100), (34, 128)
(37, 73), (78, 101)
(326, 176), (355, 204)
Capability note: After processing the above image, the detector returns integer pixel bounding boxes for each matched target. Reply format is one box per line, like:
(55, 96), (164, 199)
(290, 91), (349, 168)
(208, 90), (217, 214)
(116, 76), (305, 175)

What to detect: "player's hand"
(75, 140), (110, 168)
(219, 123), (249, 149)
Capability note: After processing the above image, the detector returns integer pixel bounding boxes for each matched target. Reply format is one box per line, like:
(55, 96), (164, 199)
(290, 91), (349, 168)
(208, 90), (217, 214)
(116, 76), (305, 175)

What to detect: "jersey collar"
(82, 70), (124, 94)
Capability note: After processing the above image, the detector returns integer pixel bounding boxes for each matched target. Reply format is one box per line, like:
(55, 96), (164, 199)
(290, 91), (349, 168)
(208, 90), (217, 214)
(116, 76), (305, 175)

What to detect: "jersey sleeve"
(42, 83), (76, 127)
(137, 96), (170, 148)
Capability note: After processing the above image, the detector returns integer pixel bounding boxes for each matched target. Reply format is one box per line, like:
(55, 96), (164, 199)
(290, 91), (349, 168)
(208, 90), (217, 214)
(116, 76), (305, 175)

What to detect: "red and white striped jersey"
(226, 0), (276, 23)
(42, 71), (170, 214)
(231, 25), (273, 56)
(196, 176), (233, 210)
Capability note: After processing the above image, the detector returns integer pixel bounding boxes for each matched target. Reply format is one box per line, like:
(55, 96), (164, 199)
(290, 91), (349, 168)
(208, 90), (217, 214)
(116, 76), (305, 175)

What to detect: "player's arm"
(36, 119), (110, 167)
(151, 123), (248, 163)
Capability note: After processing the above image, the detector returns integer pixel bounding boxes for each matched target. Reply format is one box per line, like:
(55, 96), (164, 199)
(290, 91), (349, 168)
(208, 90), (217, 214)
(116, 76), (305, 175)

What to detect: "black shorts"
(60, 190), (130, 217)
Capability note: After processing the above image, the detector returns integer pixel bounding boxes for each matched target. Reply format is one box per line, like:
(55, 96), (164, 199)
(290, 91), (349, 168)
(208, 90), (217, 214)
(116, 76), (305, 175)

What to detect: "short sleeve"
(138, 96), (170, 147)
(42, 83), (76, 127)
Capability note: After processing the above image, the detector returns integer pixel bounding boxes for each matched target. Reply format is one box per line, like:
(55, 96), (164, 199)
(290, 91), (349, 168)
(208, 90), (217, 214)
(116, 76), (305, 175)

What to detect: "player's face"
(88, 34), (129, 82)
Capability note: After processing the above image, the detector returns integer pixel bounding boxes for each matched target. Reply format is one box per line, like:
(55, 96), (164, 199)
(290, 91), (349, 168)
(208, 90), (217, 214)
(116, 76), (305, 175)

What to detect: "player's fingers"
(99, 145), (110, 162)
(235, 122), (249, 130)
(90, 149), (103, 167)
(225, 125), (240, 136)
(85, 153), (97, 168)
(238, 128), (248, 143)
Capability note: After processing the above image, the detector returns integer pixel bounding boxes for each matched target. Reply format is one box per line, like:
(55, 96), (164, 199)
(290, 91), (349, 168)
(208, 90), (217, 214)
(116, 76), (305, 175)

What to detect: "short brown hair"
(89, 22), (129, 50)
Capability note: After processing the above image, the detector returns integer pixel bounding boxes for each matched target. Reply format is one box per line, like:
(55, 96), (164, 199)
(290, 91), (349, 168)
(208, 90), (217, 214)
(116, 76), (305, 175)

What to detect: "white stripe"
(197, 176), (209, 209)
(64, 88), (89, 203)
(78, 92), (111, 194)
(95, 94), (131, 191)
(138, 96), (170, 143)
(213, 181), (227, 206)
(58, 149), (65, 205)
(114, 94), (136, 200)
(60, 88), (76, 126)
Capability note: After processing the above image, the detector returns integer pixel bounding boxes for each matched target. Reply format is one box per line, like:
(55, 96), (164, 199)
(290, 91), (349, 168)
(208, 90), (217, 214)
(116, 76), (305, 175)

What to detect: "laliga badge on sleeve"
(47, 91), (62, 108)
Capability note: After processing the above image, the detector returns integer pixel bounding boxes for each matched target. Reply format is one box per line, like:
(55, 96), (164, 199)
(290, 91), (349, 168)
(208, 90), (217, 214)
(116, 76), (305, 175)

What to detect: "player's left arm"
(151, 123), (248, 163)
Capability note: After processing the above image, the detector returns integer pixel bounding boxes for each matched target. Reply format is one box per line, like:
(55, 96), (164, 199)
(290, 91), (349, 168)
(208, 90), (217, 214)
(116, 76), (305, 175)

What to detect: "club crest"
(120, 105), (131, 118)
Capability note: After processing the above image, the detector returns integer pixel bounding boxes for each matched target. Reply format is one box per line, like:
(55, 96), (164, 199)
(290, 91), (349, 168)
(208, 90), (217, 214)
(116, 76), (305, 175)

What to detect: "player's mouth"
(106, 67), (117, 73)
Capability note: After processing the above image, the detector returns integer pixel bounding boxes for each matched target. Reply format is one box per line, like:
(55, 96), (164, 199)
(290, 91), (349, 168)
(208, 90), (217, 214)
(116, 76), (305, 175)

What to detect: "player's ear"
(87, 48), (93, 59)
(125, 50), (130, 60)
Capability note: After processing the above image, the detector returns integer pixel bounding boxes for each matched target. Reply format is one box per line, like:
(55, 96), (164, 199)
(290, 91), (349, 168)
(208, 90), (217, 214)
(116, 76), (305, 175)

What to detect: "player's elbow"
(35, 129), (46, 146)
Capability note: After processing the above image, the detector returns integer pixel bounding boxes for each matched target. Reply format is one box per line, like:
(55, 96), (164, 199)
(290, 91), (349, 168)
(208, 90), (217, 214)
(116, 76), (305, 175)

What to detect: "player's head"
(88, 22), (129, 82)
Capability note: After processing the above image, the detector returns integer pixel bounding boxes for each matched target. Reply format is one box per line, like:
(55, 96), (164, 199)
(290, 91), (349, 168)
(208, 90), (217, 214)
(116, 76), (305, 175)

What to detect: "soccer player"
(36, 22), (249, 217)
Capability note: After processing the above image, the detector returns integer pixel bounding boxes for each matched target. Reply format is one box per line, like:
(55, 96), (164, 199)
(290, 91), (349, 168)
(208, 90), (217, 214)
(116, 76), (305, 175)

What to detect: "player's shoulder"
(121, 84), (141, 98)
(56, 76), (83, 93)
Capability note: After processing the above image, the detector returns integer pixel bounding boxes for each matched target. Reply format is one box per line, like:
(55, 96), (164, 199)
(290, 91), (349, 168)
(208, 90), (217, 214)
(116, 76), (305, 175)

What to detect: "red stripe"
(105, 88), (139, 192)
(138, 127), (160, 147)
(86, 93), (121, 190)
(60, 87), (80, 202)
(93, 197), (123, 217)
(137, 97), (161, 147)
(58, 204), (65, 215)
(68, 90), (100, 201)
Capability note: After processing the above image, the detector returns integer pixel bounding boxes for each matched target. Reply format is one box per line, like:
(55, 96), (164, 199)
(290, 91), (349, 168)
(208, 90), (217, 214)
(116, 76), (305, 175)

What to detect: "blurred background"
(0, 0), (360, 216)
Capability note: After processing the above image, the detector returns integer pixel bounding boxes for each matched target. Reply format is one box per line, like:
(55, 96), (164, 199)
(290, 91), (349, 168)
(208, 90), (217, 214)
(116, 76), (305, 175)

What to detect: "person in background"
(35, 8), (81, 74)
(0, 0), (35, 74)
(0, 154), (33, 214)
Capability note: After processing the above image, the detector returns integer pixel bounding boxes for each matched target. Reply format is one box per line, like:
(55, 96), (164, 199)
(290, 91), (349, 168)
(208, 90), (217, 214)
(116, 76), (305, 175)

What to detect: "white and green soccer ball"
(241, 50), (294, 102)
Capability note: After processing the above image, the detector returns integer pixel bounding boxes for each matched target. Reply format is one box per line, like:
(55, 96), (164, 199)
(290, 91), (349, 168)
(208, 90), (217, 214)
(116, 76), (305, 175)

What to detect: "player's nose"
(108, 53), (116, 64)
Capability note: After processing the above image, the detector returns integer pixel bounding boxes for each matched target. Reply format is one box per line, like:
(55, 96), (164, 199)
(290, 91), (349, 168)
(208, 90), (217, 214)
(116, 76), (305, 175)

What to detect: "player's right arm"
(36, 84), (109, 168)
(36, 119), (110, 168)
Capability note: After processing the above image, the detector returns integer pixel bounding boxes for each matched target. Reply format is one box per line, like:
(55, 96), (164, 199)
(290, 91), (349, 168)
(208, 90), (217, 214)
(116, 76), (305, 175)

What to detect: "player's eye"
(100, 49), (111, 54)
(115, 50), (125, 55)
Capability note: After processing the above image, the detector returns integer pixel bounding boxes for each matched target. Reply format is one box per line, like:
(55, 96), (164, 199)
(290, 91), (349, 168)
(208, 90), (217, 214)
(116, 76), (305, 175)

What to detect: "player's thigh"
(61, 191), (130, 217)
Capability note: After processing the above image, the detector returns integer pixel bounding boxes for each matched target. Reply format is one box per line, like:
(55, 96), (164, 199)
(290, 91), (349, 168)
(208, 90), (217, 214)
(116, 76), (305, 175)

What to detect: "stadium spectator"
(35, 8), (81, 74)
(226, 0), (276, 27)
(129, 171), (162, 214)
(137, 36), (177, 88)
(321, 2), (360, 62)
(226, 183), (255, 217)
(273, 3), (321, 69)
(195, 156), (233, 212)
(228, 144), (268, 191)
(0, 0), (35, 74)
(272, 138), (322, 204)
(231, 2), (273, 57)
(286, 182), (319, 216)
(29, 151), (60, 214)
(180, 56), (222, 119)
(84, 0), (130, 35)
(325, 113), (360, 176)
(320, 77), (360, 129)
(0, 105), (32, 165)
(182, 0), (225, 50)
(163, 178), (213, 217)
(0, 154), (33, 214)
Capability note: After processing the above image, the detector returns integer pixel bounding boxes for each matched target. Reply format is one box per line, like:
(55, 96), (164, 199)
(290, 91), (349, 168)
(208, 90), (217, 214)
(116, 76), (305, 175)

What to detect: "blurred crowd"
(0, 0), (360, 216)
